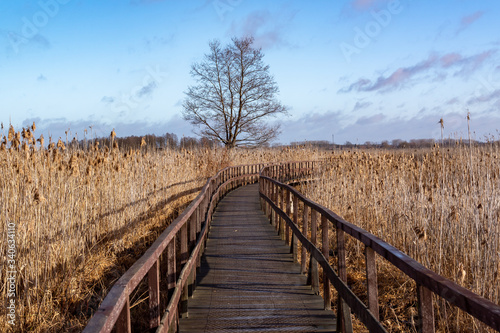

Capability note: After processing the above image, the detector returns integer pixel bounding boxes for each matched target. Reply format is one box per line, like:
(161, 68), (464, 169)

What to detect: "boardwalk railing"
(83, 163), (267, 333)
(259, 161), (500, 333)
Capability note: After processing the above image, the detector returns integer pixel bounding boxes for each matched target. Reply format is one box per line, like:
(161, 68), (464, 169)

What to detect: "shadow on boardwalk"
(179, 184), (337, 332)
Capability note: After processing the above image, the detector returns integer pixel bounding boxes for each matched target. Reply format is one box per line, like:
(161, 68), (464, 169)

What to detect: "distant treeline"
(288, 138), (499, 149)
(59, 134), (498, 151)
(66, 133), (220, 150)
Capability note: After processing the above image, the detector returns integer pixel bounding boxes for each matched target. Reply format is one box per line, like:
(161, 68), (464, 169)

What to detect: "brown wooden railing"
(83, 163), (266, 333)
(84, 160), (500, 332)
(259, 161), (500, 333)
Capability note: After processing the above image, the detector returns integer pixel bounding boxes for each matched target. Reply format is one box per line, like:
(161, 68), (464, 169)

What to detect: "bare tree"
(183, 37), (287, 148)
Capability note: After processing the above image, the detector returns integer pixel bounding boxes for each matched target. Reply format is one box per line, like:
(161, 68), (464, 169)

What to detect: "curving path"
(179, 184), (336, 332)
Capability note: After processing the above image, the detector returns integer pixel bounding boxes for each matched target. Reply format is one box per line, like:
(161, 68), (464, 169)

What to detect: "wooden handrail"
(259, 161), (500, 332)
(83, 163), (267, 333)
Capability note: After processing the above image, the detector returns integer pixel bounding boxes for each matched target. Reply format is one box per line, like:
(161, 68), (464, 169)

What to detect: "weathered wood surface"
(179, 184), (337, 332)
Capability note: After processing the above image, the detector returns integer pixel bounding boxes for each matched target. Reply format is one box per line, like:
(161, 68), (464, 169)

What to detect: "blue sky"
(1, 0), (499, 144)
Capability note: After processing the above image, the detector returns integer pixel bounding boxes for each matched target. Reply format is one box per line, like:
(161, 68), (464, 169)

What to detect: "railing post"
(180, 279), (189, 319)
(291, 194), (298, 263)
(149, 259), (160, 329)
(365, 246), (379, 321)
(301, 204), (309, 274)
(180, 224), (188, 266)
(188, 267), (196, 297)
(198, 197), (204, 237)
(280, 188), (286, 240)
(167, 239), (177, 294)
(286, 190), (291, 245)
(267, 180), (272, 220)
(265, 180), (270, 218)
(180, 221), (190, 318)
(270, 182), (276, 228)
(308, 209), (320, 295)
(189, 211), (198, 294)
(259, 177), (263, 209)
(417, 284), (435, 333)
(189, 211), (196, 250)
(116, 295), (131, 333)
(337, 228), (353, 332)
(321, 215), (331, 311)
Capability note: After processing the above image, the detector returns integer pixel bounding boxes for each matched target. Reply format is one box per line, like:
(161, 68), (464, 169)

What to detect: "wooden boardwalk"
(179, 184), (337, 332)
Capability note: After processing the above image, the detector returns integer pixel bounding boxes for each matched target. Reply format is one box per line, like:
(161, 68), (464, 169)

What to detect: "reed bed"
(0, 125), (322, 332)
(304, 144), (500, 332)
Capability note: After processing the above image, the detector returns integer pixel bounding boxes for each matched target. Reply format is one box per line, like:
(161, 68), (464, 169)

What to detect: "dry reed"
(304, 144), (500, 332)
(0, 126), (324, 332)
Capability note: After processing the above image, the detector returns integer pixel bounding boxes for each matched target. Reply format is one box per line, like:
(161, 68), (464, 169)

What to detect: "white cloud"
(22, 115), (195, 142)
(276, 110), (500, 144)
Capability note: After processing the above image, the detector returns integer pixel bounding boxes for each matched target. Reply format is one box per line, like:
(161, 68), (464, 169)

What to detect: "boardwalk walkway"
(179, 184), (337, 332)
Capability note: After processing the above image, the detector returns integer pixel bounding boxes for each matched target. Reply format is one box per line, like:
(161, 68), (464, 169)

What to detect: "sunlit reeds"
(0, 125), (322, 332)
(304, 144), (500, 332)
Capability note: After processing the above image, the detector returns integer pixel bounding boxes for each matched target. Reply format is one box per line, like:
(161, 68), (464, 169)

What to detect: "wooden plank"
(260, 175), (500, 331)
(261, 191), (386, 332)
(179, 184), (337, 332)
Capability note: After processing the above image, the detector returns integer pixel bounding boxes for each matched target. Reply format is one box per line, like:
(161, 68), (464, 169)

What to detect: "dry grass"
(303, 144), (500, 332)
(4, 122), (497, 332)
(0, 125), (324, 332)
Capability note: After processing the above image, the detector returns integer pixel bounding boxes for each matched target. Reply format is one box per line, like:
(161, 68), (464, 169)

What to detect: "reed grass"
(304, 144), (500, 332)
(0, 125), (322, 332)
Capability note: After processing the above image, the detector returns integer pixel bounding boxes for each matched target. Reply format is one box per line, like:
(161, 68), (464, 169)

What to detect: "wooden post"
(337, 228), (353, 332)
(365, 246), (379, 321)
(148, 259), (160, 329)
(116, 295), (131, 333)
(188, 268), (195, 297)
(417, 284), (435, 333)
(180, 279), (189, 318)
(265, 180), (270, 218)
(301, 204), (309, 274)
(267, 181), (272, 221)
(274, 184), (279, 230)
(259, 177), (263, 209)
(198, 198), (203, 237)
(271, 182), (276, 227)
(321, 215), (331, 311)
(167, 239), (176, 294)
(308, 209), (320, 294)
(189, 212), (196, 250)
(180, 224), (188, 266)
(280, 188), (286, 240)
(286, 190), (291, 245)
(291, 194), (298, 262)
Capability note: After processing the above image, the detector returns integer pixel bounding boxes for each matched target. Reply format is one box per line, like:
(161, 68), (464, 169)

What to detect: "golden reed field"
(0, 125), (322, 332)
(303, 143), (500, 332)
(1, 124), (499, 332)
